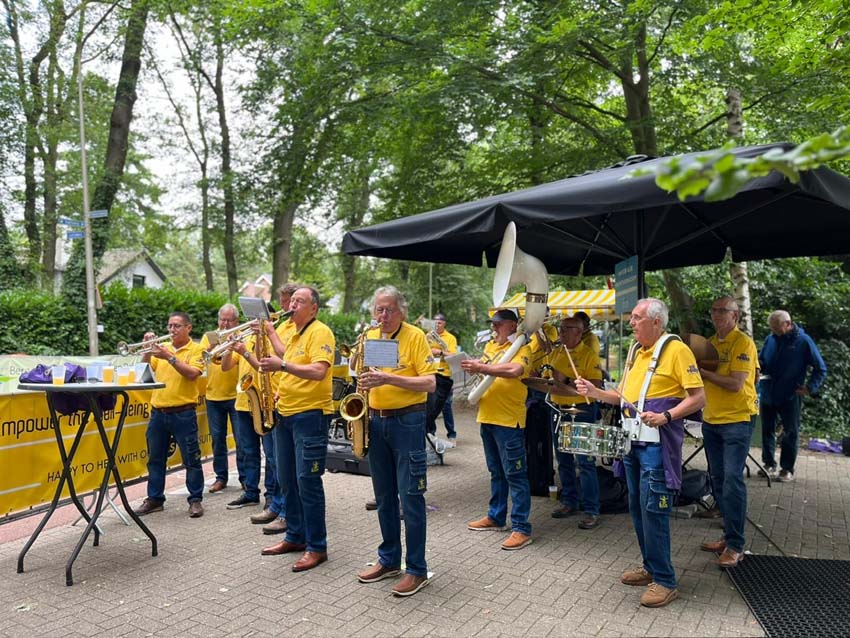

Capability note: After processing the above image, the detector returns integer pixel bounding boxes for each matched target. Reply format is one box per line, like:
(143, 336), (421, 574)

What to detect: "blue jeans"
(552, 408), (600, 515)
(233, 410), (262, 501)
(426, 374), (454, 437)
(275, 410), (328, 552)
(761, 397), (801, 472)
(368, 410), (429, 577)
(265, 426), (283, 512)
(480, 423), (532, 535)
(146, 408), (204, 504)
(622, 443), (676, 589)
(443, 393), (456, 437)
(206, 398), (237, 483)
(702, 420), (753, 552)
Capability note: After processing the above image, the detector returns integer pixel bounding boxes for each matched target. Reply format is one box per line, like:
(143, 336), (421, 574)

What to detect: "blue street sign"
(614, 256), (639, 315)
(67, 231), (85, 240)
(89, 209), (108, 219)
(59, 217), (85, 227)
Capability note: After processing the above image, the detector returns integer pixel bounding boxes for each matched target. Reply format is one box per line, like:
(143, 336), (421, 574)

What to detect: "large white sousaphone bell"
(467, 222), (549, 404)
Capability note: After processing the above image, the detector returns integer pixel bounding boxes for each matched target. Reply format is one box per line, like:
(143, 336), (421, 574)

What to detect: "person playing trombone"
(425, 312), (458, 443)
(134, 312), (207, 519)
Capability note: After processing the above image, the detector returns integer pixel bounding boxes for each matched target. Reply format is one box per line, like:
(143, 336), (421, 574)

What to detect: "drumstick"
(610, 386), (641, 416)
(562, 345), (591, 404)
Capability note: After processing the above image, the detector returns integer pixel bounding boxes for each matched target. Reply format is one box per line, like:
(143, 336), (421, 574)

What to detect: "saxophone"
(241, 319), (277, 436)
(339, 323), (374, 459)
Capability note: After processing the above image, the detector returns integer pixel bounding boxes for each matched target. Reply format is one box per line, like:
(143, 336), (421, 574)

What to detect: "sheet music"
(444, 352), (470, 376)
(364, 339), (399, 368)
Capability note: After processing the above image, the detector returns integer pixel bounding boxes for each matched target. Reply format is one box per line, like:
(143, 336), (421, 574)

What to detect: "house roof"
(98, 249), (167, 284)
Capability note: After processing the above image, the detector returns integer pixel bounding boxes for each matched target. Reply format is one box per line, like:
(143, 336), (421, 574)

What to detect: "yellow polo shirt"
(199, 333), (239, 401)
(366, 322), (438, 410)
(476, 339), (532, 428)
(549, 341), (603, 405)
(622, 337), (703, 403)
(150, 340), (206, 408)
(704, 327), (758, 424)
(582, 330), (601, 358)
(276, 319), (335, 417)
(432, 329), (458, 377)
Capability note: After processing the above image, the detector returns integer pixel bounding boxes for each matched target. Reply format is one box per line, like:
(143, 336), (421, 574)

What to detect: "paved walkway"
(2, 406), (848, 637)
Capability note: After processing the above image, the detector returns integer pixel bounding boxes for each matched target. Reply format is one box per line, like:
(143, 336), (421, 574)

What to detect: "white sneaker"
(778, 469), (795, 482)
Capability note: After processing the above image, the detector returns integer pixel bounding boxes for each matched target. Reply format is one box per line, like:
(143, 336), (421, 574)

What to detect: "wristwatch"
(280, 361), (287, 372)
(663, 410), (672, 425)
(168, 355), (178, 366)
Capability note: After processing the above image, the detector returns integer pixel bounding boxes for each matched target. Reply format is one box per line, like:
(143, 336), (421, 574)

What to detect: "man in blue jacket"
(758, 310), (827, 482)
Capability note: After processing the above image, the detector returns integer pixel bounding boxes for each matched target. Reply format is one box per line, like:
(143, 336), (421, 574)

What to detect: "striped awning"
(493, 289), (618, 320)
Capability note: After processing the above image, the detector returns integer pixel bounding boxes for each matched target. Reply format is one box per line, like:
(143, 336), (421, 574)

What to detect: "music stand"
(238, 296), (271, 320)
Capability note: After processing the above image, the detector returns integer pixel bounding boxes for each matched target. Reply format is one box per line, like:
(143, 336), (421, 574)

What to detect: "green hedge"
(0, 284), (363, 357)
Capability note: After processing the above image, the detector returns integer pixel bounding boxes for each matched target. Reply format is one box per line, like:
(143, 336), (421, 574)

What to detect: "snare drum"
(556, 418), (629, 458)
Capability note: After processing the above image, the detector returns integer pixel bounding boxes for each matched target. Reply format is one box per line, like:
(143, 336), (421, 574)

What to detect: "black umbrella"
(342, 143), (850, 292)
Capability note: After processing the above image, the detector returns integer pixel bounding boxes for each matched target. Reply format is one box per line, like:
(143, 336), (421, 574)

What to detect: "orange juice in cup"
(52, 365), (66, 386)
(117, 366), (130, 385)
(102, 366), (115, 383)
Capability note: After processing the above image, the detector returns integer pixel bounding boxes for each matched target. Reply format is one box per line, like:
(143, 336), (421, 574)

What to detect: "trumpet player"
(200, 304), (241, 496)
(425, 313), (458, 442)
(462, 309), (534, 551)
(134, 312), (207, 519)
(258, 286), (335, 573)
(355, 286), (437, 598)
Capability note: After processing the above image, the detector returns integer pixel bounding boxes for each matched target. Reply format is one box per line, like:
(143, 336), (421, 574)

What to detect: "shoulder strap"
(636, 334), (682, 411)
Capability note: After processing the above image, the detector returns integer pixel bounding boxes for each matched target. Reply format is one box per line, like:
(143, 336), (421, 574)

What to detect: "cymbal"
(522, 376), (577, 396)
(680, 333), (720, 372)
(561, 405), (582, 416)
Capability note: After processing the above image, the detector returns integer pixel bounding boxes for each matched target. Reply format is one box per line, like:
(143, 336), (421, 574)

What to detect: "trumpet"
(215, 309), (294, 343)
(203, 334), (250, 364)
(117, 335), (171, 356)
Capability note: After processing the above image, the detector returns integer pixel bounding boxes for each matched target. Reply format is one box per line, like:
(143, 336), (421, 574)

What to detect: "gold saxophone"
(241, 320), (277, 436)
(339, 323), (373, 459)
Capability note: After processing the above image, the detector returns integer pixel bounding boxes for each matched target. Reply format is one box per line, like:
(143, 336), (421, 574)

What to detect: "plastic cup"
(117, 366), (130, 385)
(549, 485), (558, 502)
(52, 365), (66, 386)
(85, 365), (101, 382)
(127, 367), (136, 384)
(102, 366), (115, 384)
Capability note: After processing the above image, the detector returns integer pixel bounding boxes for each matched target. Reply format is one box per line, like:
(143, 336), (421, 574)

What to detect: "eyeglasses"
(166, 323), (186, 330)
(375, 307), (399, 316)
(709, 308), (735, 315)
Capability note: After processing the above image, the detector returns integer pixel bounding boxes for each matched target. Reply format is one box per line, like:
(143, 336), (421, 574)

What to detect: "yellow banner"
(0, 355), (228, 517)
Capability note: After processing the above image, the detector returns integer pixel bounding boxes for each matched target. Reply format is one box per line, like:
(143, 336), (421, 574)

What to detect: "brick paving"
(2, 405), (848, 637)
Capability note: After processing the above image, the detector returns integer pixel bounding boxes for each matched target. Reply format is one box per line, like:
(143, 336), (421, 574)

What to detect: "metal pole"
(428, 262), (433, 318)
(77, 49), (99, 356)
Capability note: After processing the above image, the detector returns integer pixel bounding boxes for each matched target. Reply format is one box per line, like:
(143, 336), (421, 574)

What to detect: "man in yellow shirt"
(576, 298), (705, 608)
(355, 286), (437, 598)
(425, 312), (458, 442)
(549, 316), (604, 529)
(200, 304), (242, 497)
(462, 309), (534, 551)
(258, 286), (334, 573)
(134, 312), (207, 518)
(697, 296), (758, 568)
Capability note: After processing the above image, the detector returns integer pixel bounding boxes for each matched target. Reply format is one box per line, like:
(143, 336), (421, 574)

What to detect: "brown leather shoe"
(578, 514), (600, 530)
(292, 551), (328, 572)
(357, 563), (401, 583)
(501, 531), (533, 551)
(261, 540), (306, 556)
(392, 573), (430, 597)
(188, 501), (204, 518)
(134, 498), (164, 516)
(208, 479), (227, 493)
(365, 498), (378, 511)
(695, 505), (723, 519)
(620, 567), (653, 586)
(467, 516), (506, 531)
(715, 548), (745, 567)
(640, 582), (678, 608)
(250, 508), (278, 525)
(700, 539), (726, 553)
(262, 517), (288, 535)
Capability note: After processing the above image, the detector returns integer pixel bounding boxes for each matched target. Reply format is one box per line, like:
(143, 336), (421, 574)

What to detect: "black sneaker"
(226, 494), (260, 510)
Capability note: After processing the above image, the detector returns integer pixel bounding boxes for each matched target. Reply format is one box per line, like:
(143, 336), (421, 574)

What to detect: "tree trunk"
(62, 0), (149, 297)
(662, 269), (699, 334)
(340, 166), (371, 313)
(725, 88), (753, 335)
(272, 201), (298, 291)
(214, 36), (237, 297)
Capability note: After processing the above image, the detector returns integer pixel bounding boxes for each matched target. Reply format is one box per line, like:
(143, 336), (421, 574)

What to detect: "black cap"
(489, 309), (519, 323)
(434, 313), (447, 321)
